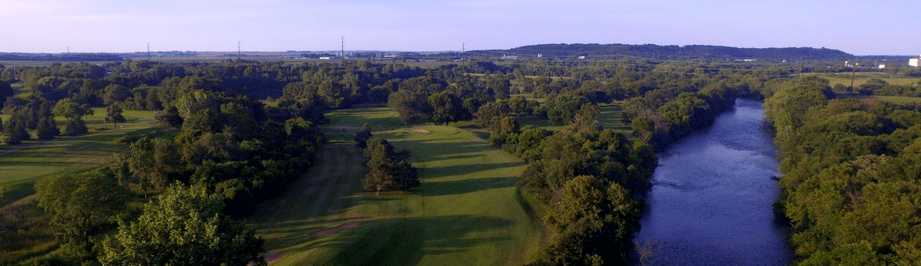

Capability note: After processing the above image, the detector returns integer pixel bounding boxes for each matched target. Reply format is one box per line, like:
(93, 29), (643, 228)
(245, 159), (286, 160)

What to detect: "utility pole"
(462, 42), (466, 69)
(341, 37), (345, 64)
(147, 43), (151, 61)
(238, 42), (241, 60)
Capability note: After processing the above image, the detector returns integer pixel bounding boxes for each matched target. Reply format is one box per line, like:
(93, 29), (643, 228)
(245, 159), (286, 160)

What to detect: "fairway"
(0, 109), (161, 206)
(247, 108), (546, 266)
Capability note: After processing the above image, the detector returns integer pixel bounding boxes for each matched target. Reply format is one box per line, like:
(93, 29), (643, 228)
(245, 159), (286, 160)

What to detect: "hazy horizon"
(2, 0), (919, 56)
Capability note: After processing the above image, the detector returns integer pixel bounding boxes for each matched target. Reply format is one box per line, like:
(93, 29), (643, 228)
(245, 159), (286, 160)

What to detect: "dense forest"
(1, 56), (920, 265)
(764, 76), (921, 264)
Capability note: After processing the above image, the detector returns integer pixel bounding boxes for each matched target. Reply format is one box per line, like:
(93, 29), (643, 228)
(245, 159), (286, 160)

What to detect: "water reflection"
(635, 99), (792, 266)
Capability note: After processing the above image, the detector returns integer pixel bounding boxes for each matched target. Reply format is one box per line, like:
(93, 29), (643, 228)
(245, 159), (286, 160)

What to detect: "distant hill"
(468, 43), (854, 60)
(0, 53), (123, 62)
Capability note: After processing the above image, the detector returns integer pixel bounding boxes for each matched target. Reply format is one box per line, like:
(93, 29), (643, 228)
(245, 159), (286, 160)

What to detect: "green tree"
(103, 84), (132, 105)
(99, 183), (266, 266)
(35, 115), (59, 140)
(36, 169), (129, 246)
(540, 175), (641, 265)
(474, 101), (511, 133)
(363, 139), (420, 195)
(54, 98), (94, 136)
(427, 90), (464, 125)
(354, 122), (373, 149)
(0, 80), (13, 109)
(509, 95), (529, 118)
(388, 90), (431, 125)
(3, 108), (30, 144)
(105, 104), (127, 128)
(630, 116), (655, 143)
(488, 75), (511, 101)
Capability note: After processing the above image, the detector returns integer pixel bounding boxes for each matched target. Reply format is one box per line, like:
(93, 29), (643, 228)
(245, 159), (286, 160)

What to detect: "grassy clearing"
(600, 102), (631, 135)
(870, 95), (921, 104)
(839, 94), (921, 105)
(515, 101), (631, 135)
(807, 72), (921, 87)
(247, 108), (546, 266)
(0, 109), (161, 206)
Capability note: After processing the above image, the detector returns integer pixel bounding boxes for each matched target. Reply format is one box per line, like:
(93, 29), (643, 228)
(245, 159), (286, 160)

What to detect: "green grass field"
(246, 108), (547, 266)
(515, 101), (631, 135)
(839, 94), (921, 105)
(807, 72), (921, 87)
(0, 109), (161, 206)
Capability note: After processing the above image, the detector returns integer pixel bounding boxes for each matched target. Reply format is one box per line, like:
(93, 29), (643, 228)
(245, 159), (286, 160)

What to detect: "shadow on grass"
(310, 215), (514, 266)
(421, 176), (517, 197)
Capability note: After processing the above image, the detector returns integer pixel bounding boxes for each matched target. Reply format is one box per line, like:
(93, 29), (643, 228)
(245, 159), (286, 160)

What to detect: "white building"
(910, 56), (920, 67)
(879, 64), (886, 69)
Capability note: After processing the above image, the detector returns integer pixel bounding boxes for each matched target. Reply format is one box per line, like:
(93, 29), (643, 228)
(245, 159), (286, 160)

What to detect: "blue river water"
(635, 99), (793, 266)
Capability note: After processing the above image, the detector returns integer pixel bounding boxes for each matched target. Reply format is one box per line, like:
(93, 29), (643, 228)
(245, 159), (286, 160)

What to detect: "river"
(635, 99), (793, 265)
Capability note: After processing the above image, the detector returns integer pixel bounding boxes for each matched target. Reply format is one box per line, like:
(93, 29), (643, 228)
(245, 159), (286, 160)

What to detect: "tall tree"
(388, 90), (430, 125)
(36, 169), (129, 247)
(3, 108), (30, 144)
(426, 90), (464, 125)
(0, 80), (13, 109)
(105, 104), (126, 128)
(354, 122), (373, 149)
(488, 75), (511, 101)
(53, 98), (94, 136)
(539, 175), (642, 265)
(99, 183), (266, 266)
(363, 139), (420, 195)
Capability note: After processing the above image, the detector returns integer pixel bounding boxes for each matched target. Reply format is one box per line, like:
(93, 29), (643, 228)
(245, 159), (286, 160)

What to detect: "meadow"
(246, 107), (547, 266)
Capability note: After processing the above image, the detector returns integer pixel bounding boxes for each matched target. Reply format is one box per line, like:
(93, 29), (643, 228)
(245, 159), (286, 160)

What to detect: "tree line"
(764, 76), (921, 264)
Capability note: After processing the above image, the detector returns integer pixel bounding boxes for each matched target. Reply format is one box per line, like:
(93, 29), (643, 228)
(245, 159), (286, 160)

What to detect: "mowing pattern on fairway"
(0, 110), (160, 207)
(248, 108), (546, 266)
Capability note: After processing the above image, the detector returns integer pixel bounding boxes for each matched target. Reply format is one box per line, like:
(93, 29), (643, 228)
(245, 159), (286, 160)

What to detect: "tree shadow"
(278, 215), (515, 266)
(419, 176), (518, 197)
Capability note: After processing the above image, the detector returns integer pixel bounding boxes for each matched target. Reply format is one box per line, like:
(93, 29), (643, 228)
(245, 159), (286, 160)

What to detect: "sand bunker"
(312, 222), (360, 237)
(412, 129), (430, 133)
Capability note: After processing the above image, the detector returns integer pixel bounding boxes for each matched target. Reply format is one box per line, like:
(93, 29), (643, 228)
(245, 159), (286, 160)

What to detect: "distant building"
(910, 56), (920, 67)
(879, 64), (886, 69)
(501, 54), (518, 60)
(578, 56), (586, 60)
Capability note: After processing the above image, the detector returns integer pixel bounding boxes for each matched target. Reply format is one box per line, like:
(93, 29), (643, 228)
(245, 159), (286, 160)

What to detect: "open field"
(600, 102), (631, 134)
(0, 109), (161, 207)
(839, 94), (921, 105)
(807, 72), (921, 87)
(516, 101), (631, 135)
(246, 108), (547, 266)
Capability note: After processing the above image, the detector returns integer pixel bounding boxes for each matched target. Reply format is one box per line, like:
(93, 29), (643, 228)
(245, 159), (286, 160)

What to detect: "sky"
(1, 0), (919, 55)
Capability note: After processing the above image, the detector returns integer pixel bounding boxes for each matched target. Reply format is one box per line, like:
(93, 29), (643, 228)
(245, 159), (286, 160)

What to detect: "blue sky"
(1, 0), (918, 55)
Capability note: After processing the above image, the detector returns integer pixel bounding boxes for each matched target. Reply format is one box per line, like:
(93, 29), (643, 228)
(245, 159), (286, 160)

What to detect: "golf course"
(245, 107), (548, 265)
